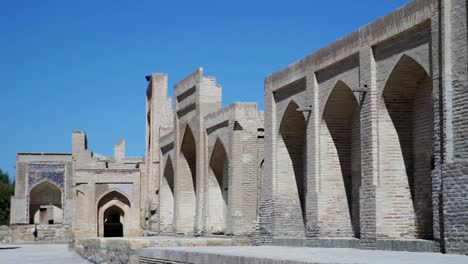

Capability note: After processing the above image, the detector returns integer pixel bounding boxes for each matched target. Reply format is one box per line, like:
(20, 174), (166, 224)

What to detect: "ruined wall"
(173, 68), (222, 235)
(144, 74), (174, 233)
(72, 131), (143, 241)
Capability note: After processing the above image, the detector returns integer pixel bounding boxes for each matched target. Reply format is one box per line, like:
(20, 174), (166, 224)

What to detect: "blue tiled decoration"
(28, 164), (65, 190)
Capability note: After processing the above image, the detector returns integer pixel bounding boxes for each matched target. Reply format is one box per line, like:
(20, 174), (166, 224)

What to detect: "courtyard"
(0, 244), (89, 264)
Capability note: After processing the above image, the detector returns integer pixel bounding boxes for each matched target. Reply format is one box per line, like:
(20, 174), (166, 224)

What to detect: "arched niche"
(276, 100), (306, 237)
(97, 190), (131, 237)
(207, 138), (229, 234)
(378, 54), (433, 240)
(29, 181), (63, 225)
(160, 156), (175, 233)
(177, 125), (197, 232)
(320, 81), (361, 238)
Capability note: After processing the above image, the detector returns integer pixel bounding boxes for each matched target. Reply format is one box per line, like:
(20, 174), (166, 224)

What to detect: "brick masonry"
(262, 0), (467, 255)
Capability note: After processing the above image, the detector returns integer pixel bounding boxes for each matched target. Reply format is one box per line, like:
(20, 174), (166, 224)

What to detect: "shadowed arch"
(380, 54), (430, 96)
(160, 156), (175, 232)
(320, 81), (361, 238)
(181, 125), (197, 191)
(103, 205), (124, 237)
(276, 100), (306, 236)
(29, 180), (63, 224)
(97, 190), (130, 237)
(378, 54), (433, 239)
(177, 124), (197, 233)
(207, 138), (229, 234)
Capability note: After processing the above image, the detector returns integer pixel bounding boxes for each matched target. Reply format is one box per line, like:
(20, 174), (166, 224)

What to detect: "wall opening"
(378, 55), (433, 240)
(276, 101), (306, 237)
(178, 125), (197, 232)
(207, 139), (229, 234)
(160, 157), (175, 233)
(320, 81), (361, 238)
(103, 205), (124, 237)
(29, 181), (63, 225)
(97, 191), (130, 237)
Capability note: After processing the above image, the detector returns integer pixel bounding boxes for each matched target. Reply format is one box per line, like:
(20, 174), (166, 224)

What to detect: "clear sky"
(0, 0), (411, 179)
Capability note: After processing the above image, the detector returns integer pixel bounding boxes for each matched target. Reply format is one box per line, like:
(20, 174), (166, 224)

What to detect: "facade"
(9, 0), (468, 256)
(71, 132), (144, 240)
(10, 153), (72, 242)
(10, 133), (144, 242)
(144, 68), (264, 237)
(260, 0), (467, 255)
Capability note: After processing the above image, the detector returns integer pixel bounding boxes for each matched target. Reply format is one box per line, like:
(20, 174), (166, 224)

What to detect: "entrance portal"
(103, 206), (124, 237)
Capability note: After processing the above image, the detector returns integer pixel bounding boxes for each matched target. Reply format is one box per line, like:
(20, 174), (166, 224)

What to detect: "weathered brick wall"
(261, 0), (467, 254)
(442, 0), (468, 255)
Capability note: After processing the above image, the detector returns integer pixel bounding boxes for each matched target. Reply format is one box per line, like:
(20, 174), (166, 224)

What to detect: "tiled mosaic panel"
(28, 164), (65, 190)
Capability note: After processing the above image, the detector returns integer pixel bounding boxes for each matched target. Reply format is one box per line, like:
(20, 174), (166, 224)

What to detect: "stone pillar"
(358, 45), (378, 249)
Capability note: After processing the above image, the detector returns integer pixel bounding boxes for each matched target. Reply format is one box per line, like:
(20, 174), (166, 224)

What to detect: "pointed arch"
(29, 180), (63, 224)
(181, 125), (197, 192)
(381, 54), (430, 95)
(96, 189), (131, 208)
(97, 190), (131, 237)
(207, 138), (229, 234)
(160, 156), (175, 233)
(275, 100), (307, 237)
(378, 54), (433, 239)
(177, 124), (197, 233)
(320, 81), (361, 238)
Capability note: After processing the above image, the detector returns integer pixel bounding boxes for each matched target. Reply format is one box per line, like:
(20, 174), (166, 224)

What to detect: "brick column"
(229, 128), (243, 235)
(258, 77), (275, 244)
(305, 68), (319, 243)
(359, 46), (378, 249)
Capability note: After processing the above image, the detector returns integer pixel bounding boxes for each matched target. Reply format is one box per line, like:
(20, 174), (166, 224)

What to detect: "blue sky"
(0, 0), (410, 179)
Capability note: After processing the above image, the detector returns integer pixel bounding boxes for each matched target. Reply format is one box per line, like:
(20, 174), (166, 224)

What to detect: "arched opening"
(207, 139), (229, 234)
(160, 157), (175, 233)
(97, 191), (130, 237)
(103, 206), (124, 237)
(378, 55), (433, 240)
(29, 181), (63, 225)
(320, 81), (361, 238)
(178, 125), (197, 232)
(276, 101), (306, 237)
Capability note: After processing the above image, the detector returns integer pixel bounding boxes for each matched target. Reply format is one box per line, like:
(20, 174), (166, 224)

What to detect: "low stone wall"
(0, 225), (10, 243)
(10, 224), (70, 243)
(76, 236), (247, 264)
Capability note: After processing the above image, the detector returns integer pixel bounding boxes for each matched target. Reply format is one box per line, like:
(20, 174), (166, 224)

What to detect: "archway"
(97, 190), (130, 237)
(160, 157), (175, 233)
(177, 125), (197, 232)
(207, 139), (229, 234)
(320, 81), (361, 238)
(276, 101), (306, 236)
(29, 181), (63, 225)
(378, 55), (433, 239)
(103, 205), (124, 237)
